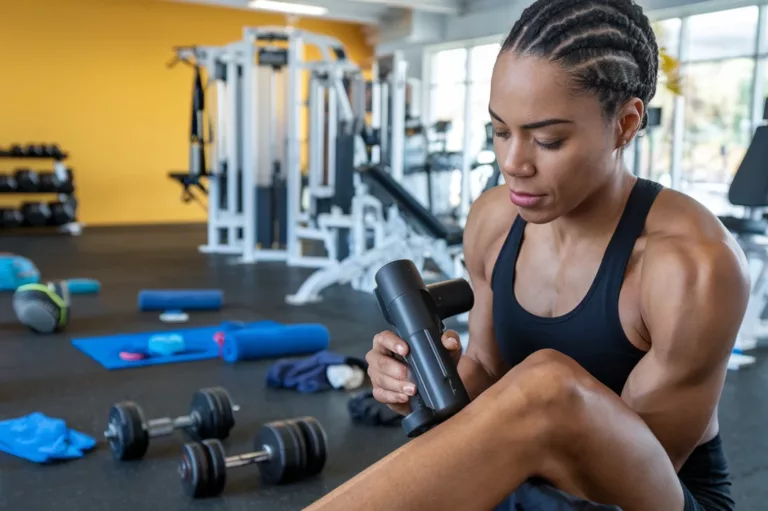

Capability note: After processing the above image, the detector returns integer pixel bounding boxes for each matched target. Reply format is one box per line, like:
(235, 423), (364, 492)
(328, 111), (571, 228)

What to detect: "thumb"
(441, 331), (462, 353)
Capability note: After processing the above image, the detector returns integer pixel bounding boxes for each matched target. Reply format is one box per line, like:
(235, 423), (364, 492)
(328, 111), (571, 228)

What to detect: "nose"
(498, 138), (535, 179)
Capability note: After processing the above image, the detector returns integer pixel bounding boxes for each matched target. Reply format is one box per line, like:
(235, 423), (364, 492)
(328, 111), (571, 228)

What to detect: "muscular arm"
(458, 189), (511, 400)
(622, 235), (749, 471)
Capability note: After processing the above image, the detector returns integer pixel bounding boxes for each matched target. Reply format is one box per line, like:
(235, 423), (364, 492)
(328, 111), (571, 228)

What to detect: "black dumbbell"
(179, 417), (327, 499)
(20, 202), (51, 227)
(48, 201), (76, 226)
(14, 169), (39, 192)
(0, 208), (23, 228)
(0, 174), (17, 192)
(38, 172), (57, 192)
(47, 144), (64, 159)
(25, 144), (44, 157)
(10, 144), (24, 156)
(104, 387), (237, 461)
(55, 168), (74, 194)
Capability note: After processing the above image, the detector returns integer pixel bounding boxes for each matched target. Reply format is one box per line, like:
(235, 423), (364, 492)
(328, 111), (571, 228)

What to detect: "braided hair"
(502, 0), (658, 129)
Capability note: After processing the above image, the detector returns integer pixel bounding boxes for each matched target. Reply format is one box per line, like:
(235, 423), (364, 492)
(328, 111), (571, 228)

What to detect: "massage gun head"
(374, 259), (474, 326)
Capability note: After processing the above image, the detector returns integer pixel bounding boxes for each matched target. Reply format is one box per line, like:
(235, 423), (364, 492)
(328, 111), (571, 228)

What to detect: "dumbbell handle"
(146, 413), (198, 437)
(224, 448), (271, 469)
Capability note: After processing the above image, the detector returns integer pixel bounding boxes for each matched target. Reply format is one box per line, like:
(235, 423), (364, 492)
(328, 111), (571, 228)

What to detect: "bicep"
(622, 351), (727, 470)
(623, 238), (749, 469)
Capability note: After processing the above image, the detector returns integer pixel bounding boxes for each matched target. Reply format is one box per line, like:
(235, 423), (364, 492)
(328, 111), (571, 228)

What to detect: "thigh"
(495, 350), (686, 511)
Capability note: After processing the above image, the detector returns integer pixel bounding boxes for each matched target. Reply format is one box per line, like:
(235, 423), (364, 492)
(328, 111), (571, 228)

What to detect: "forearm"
(458, 354), (498, 400)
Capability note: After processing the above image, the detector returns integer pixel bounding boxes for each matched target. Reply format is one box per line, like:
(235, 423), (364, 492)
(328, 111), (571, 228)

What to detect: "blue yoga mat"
(71, 321), (280, 370)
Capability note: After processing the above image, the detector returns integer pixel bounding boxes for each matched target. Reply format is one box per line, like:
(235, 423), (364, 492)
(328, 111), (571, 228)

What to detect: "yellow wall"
(0, 0), (372, 226)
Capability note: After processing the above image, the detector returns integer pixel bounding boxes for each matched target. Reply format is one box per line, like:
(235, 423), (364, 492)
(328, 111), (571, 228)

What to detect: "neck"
(549, 169), (637, 247)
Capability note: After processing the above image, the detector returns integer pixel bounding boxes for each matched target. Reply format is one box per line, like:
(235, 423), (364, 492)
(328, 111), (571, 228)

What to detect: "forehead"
(490, 52), (599, 124)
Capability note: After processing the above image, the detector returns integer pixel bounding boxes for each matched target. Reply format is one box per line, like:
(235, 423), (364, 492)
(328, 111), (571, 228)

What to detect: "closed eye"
(536, 139), (564, 151)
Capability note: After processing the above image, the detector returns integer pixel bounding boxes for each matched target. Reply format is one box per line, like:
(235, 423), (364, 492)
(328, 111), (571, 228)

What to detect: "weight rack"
(0, 144), (82, 236)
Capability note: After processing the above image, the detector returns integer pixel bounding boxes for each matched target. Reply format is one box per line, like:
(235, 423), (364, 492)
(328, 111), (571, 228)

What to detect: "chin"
(516, 207), (560, 225)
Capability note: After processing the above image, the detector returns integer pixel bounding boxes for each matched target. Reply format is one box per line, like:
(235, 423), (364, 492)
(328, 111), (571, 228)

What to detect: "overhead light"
(248, 0), (328, 16)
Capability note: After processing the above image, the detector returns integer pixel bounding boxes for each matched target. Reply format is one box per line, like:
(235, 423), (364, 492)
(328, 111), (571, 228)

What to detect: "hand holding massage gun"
(374, 259), (475, 438)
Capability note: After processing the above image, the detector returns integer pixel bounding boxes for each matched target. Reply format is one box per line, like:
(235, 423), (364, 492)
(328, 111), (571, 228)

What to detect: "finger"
(373, 332), (409, 357)
(373, 372), (417, 396)
(373, 387), (411, 405)
(374, 353), (409, 380)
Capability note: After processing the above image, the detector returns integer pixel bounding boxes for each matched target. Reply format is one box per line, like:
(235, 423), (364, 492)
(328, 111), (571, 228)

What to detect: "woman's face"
(489, 52), (632, 224)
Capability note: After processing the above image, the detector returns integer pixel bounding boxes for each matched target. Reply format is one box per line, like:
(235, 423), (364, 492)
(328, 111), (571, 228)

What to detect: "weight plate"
(180, 442), (211, 498)
(188, 389), (219, 440)
(209, 387), (235, 438)
(108, 402), (149, 461)
(202, 439), (228, 497)
(285, 421), (308, 480)
(257, 421), (300, 485)
(294, 417), (327, 477)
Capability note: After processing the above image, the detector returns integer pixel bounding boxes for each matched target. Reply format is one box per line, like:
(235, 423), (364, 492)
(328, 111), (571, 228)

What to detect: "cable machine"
(169, 27), (368, 267)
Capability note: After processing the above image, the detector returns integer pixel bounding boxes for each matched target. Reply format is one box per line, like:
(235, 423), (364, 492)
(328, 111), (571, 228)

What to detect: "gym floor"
(0, 226), (766, 510)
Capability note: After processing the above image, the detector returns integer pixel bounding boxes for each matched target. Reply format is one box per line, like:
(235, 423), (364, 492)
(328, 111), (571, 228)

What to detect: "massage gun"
(374, 259), (474, 438)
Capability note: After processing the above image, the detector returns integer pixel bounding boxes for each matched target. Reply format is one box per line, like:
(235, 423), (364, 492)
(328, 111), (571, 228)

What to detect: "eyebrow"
(489, 108), (574, 130)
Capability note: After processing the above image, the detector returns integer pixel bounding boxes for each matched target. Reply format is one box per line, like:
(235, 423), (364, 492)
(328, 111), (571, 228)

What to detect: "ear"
(614, 98), (645, 149)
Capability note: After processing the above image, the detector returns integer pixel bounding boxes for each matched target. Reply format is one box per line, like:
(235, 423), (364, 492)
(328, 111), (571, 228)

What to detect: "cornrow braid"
(502, 0), (658, 129)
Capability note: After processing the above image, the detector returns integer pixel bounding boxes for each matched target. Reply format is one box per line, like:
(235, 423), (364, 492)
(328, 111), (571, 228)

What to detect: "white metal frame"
(175, 28), (368, 268)
(285, 190), (465, 306)
(371, 52), (408, 182)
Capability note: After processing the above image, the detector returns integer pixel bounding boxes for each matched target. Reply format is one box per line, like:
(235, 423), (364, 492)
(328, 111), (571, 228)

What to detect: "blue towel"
(266, 351), (367, 394)
(0, 413), (96, 463)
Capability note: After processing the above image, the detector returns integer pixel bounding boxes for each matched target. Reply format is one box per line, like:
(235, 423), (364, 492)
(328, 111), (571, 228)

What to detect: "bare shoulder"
(641, 188), (750, 342)
(644, 188), (748, 275)
(464, 186), (518, 283)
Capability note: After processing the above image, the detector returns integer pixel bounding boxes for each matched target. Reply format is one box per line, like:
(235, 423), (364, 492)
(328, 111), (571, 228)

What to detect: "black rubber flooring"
(0, 225), (766, 510)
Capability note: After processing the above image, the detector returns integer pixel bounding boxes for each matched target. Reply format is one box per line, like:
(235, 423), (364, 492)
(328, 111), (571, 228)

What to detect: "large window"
(686, 7), (759, 61)
(427, 44), (500, 154)
(469, 43), (500, 155)
(638, 19), (683, 185)
(425, 42), (501, 214)
(641, 88), (676, 185)
(763, 57), (768, 119)
(655, 18), (683, 57)
(677, 6), (760, 215)
(681, 59), (755, 214)
(428, 48), (467, 152)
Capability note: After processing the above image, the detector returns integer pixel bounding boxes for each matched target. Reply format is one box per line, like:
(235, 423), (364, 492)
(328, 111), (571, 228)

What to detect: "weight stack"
(256, 186), (274, 247)
(273, 176), (287, 246)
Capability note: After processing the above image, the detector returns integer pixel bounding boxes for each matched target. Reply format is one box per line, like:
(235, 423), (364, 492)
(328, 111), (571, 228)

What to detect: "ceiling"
(174, 0), (465, 25)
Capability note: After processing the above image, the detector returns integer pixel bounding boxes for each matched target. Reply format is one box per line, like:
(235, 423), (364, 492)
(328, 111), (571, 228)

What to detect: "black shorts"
(679, 435), (735, 511)
(493, 435), (734, 511)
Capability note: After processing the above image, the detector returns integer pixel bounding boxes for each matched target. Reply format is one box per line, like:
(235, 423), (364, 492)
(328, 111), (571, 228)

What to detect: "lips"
(509, 190), (545, 208)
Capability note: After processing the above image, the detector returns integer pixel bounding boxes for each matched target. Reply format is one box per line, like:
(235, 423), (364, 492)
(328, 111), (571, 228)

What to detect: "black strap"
(601, 178), (663, 300)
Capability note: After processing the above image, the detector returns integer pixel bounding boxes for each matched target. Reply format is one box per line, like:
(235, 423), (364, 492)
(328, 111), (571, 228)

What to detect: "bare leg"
(306, 350), (685, 511)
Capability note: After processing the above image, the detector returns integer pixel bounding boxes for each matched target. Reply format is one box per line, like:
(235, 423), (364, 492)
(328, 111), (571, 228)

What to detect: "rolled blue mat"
(222, 324), (330, 363)
(138, 289), (223, 311)
(66, 279), (101, 295)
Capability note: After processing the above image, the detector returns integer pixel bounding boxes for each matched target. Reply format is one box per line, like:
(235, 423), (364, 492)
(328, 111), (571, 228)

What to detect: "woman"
(308, 1), (748, 510)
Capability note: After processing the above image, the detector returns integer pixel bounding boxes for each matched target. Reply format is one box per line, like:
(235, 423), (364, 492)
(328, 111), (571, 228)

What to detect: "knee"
(495, 350), (588, 417)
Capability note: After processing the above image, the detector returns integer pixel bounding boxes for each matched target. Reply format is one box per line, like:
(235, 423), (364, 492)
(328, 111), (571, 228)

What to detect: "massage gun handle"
(401, 327), (470, 423)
